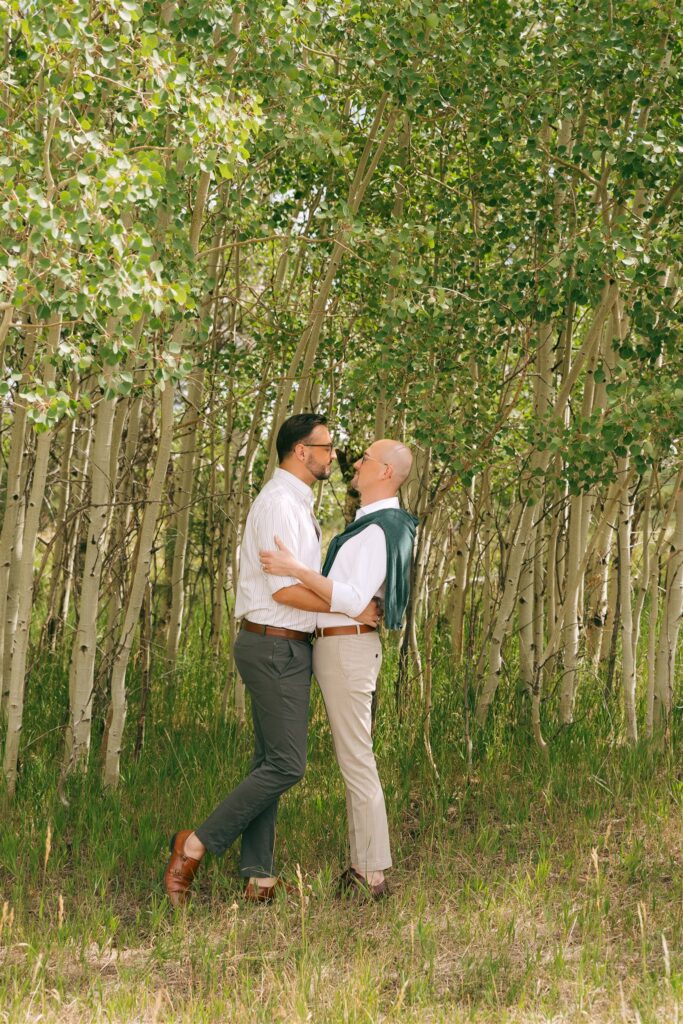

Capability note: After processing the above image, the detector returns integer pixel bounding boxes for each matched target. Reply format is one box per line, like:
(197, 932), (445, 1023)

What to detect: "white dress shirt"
(316, 497), (400, 628)
(235, 467), (321, 631)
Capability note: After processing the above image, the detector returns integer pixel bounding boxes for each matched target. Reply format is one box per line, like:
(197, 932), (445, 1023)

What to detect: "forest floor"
(2, 665), (683, 1023)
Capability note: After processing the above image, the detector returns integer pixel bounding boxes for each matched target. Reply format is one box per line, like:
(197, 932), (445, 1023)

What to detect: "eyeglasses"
(301, 443), (335, 454)
(360, 450), (388, 466)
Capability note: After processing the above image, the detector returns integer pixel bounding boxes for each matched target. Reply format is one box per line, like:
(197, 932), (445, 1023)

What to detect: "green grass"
(1, 639), (683, 1022)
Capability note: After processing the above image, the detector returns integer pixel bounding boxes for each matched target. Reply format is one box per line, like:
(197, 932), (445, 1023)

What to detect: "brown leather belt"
(242, 620), (312, 641)
(315, 625), (377, 638)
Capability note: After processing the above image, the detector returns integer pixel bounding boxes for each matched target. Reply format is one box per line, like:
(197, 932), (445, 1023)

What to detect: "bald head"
(351, 438), (413, 504)
(374, 439), (413, 487)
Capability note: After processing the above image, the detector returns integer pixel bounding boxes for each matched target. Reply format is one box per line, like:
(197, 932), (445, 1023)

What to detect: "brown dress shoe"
(244, 878), (297, 904)
(164, 830), (202, 907)
(337, 867), (389, 900)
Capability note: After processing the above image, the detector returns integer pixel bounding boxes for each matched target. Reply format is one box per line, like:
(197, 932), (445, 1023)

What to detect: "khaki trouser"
(313, 631), (391, 874)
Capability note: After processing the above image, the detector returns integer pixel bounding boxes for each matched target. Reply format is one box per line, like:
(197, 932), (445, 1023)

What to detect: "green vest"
(322, 508), (419, 630)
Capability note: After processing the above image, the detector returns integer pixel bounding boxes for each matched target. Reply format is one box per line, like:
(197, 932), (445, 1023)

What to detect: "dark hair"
(276, 413), (328, 463)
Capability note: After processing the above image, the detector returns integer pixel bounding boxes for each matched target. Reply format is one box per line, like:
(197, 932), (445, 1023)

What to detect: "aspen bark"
(64, 383), (118, 773)
(2, 320), (59, 795)
(43, 398), (77, 649)
(422, 532), (450, 779)
(55, 414), (92, 647)
(101, 393), (134, 666)
(599, 551), (620, 666)
(450, 481), (475, 665)
(645, 556), (660, 737)
(0, 303), (13, 366)
(221, 359), (274, 719)
(558, 493), (583, 724)
(653, 487), (683, 734)
(518, 535), (535, 696)
(134, 579), (153, 759)
(585, 511), (616, 667)
(475, 496), (540, 725)
(475, 471), (494, 677)
(1, 466), (27, 709)
(0, 328), (37, 710)
(396, 447), (431, 709)
(210, 416), (232, 655)
(103, 383), (174, 787)
(617, 458), (637, 743)
(165, 177), (217, 667)
(631, 478), (654, 665)
(546, 487), (561, 637)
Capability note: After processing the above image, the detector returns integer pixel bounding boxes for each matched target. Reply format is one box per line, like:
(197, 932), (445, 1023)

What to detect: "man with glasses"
(164, 413), (380, 906)
(260, 439), (417, 898)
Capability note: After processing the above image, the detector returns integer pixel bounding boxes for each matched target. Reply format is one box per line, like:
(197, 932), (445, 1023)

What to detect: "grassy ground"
(1, 643), (682, 1022)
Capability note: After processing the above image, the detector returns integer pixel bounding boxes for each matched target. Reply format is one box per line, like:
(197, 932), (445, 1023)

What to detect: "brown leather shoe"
(244, 878), (297, 904)
(337, 867), (389, 900)
(163, 830), (202, 907)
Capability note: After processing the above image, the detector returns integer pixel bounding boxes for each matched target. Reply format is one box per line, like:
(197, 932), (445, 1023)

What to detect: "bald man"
(260, 439), (417, 898)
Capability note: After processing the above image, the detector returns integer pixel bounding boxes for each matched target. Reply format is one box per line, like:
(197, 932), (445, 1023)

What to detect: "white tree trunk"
(585, 512), (615, 668)
(449, 482), (475, 666)
(475, 497), (540, 725)
(2, 472), (27, 710)
(65, 386), (118, 773)
(103, 383), (174, 787)
(0, 328), (37, 712)
(653, 488), (683, 733)
(2, 322), (59, 794)
(617, 458), (637, 743)
(645, 557), (660, 738)
(599, 555), (620, 666)
(165, 172), (215, 667)
(58, 414), (92, 641)
(518, 533), (535, 696)
(165, 368), (204, 667)
(559, 493), (584, 724)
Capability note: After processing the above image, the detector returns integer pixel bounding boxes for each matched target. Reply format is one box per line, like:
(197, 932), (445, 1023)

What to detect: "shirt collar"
(273, 467), (314, 505)
(355, 496), (400, 520)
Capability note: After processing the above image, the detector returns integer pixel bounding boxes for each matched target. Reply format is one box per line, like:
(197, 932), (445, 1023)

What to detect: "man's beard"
(310, 463), (332, 481)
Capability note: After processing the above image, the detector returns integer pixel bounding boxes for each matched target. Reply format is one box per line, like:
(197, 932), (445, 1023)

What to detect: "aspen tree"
(653, 487), (683, 734)
(616, 457), (638, 742)
(646, 466), (683, 734)
(2, 320), (60, 794)
(64, 370), (118, 773)
(0, 329), (37, 712)
(43, 389), (78, 651)
(265, 96), (399, 477)
(103, 383), (174, 787)
(450, 482), (476, 666)
(164, 174), (214, 669)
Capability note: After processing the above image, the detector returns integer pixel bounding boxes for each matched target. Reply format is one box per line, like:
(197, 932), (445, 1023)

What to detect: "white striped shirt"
(235, 467), (321, 631)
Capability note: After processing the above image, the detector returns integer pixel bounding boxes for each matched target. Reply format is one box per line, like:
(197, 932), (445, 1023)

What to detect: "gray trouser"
(195, 629), (312, 878)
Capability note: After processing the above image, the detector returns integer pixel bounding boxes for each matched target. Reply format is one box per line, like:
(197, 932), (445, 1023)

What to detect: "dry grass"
(3, 650), (683, 1022)
(2, 781), (682, 1023)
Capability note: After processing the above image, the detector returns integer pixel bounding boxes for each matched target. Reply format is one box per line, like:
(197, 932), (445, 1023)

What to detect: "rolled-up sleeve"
(254, 501), (301, 594)
(329, 525), (387, 617)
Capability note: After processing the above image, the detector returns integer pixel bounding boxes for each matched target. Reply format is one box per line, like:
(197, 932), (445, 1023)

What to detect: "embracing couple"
(164, 413), (417, 905)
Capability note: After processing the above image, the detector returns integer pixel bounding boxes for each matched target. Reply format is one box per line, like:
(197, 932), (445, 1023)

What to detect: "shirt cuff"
(330, 580), (364, 617)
